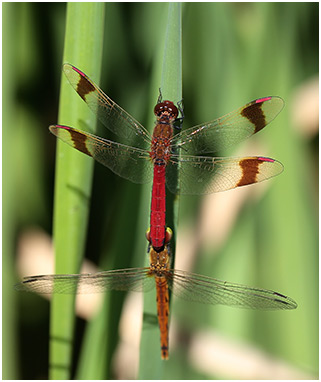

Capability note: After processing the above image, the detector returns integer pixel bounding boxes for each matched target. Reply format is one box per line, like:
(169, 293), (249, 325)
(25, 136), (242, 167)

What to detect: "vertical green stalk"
(49, 4), (104, 379)
(138, 3), (182, 377)
(3, 3), (18, 379)
(160, 3), (183, 261)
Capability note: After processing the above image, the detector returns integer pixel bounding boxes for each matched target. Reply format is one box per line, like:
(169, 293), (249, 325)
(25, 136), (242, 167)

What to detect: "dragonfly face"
(154, 100), (178, 121)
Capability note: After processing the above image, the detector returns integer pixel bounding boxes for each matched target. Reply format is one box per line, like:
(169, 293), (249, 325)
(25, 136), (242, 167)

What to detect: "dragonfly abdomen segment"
(150, 164), (166, 251)
(155, 276), (170, 360)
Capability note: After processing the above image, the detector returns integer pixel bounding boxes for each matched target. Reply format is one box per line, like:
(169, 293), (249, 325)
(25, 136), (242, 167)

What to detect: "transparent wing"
(49, 125), (153, 184)
(16, 268), (297, 309)
(166, 269), (297, 310)
(170, 97), (284, 155)
(15, 268), (155, 294)
(166, 155), (283, 194)
(63, 63), (152, 149)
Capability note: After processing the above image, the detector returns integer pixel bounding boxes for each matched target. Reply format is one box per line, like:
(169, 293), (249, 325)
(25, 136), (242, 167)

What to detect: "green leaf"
(49, 3), (105, 379)
(138, 3), (182, 377)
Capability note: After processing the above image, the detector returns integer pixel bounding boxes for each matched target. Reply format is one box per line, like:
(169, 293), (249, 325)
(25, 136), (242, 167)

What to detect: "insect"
(15, 228), (297, 360)
(50, 64), (284, 252)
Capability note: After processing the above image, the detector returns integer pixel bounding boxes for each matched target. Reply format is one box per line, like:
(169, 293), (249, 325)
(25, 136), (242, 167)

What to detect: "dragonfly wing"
(170, 97), (284, 154)
(50, 125), (152, 184)
(166, 269), (297, 310)
(166, 154), (283, 194)
(63, 64), (152, 149)
(15, 268), (155, 294)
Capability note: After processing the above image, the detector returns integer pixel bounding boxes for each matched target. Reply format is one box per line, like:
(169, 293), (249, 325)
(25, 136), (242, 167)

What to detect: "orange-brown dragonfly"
(16, 229), (297, 360)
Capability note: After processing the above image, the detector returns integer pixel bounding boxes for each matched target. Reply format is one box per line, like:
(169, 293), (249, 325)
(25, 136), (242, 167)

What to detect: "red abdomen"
(149, 116), (175, 251)
(150, 164), (166, 251)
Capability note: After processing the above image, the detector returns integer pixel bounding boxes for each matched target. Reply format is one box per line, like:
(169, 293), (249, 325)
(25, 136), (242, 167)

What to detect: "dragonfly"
(50, 64), (284, 252)
(16, 228), (297, 360)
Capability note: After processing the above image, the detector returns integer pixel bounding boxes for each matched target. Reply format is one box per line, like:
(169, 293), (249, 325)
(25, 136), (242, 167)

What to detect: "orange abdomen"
(155, 277), (170, 360)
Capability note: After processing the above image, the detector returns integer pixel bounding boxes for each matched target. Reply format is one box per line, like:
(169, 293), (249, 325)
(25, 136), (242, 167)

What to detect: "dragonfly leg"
(157, 88), (163, 104)
(174, 99), (184, 130)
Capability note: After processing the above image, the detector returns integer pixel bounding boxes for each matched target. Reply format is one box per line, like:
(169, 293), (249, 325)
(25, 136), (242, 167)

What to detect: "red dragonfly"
(50, 64), (284, 251)
(16, 228), (297, 360)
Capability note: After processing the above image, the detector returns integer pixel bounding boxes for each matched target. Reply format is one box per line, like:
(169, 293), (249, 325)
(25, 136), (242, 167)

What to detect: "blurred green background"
(3, 2), (318, 380)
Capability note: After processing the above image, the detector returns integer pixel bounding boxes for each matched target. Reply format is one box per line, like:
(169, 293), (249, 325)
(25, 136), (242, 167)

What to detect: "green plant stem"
(138, 3), (182, 376)
(49, 3), (104, 379)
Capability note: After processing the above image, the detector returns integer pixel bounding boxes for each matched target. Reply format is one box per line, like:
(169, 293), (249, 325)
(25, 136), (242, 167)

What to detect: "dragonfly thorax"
(150, 123), (173, 164)
(149, 247), (170, 273)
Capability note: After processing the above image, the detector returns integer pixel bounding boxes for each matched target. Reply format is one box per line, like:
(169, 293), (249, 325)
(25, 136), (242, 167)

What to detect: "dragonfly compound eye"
(154, 101), (178, 119)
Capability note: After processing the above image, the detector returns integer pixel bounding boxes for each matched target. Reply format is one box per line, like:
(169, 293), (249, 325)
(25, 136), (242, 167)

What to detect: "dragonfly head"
(154, 101), (178, 122)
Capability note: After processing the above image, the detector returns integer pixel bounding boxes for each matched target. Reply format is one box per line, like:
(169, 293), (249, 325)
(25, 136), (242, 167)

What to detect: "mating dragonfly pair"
(16, 64), (297, 360)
